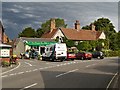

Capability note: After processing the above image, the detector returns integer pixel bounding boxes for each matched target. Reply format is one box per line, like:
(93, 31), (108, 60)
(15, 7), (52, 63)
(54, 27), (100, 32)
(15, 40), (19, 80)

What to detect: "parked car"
(92, 51), (104, 59)
(76, 52), (92, 60)
(67, 52), (76, 60)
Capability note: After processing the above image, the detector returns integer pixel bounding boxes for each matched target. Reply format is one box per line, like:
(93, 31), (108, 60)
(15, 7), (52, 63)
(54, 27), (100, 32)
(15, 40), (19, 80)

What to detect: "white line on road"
(20, 83), (37, 90)
(25, 62), (32, 66)
(18, 72), (24, 74)
(2, 75), (8, 78)
(1, 62), (21, 75)
(32, 69), (38, 71)
(86, 64), (97, 67)
(106, 72), (118, 90)
(56, 69), (79, 78)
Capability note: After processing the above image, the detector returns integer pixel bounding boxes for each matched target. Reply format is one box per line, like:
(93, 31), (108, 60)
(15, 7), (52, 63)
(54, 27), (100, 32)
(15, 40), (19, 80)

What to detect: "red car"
(67, 52), (76, 60)
(76, 52), (92, 60)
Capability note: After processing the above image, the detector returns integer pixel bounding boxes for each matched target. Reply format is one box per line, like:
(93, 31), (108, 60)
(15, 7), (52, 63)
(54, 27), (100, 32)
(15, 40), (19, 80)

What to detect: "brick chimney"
(91, 23), (96, 31)
(50, 18), (56, 33)
(74, 20), (80, 31)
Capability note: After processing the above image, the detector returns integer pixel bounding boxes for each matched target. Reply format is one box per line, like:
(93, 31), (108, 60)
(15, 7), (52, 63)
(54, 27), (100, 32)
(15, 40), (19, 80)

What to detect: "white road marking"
(56, 69), (79, 78)
(39, 68), (44, 70)
(18, 72), (24, 74)
(86, 65), (91, 67)
(33, 69), (38, 71)
(2, 75), (8, 78)
(9, 73), (15, 76)
(1, 62), (21, 75)
(86, 64), (97, 67)
(106, 72), (118, 90)
(25, 62), (32, 66)
(20, 83), (37, 90)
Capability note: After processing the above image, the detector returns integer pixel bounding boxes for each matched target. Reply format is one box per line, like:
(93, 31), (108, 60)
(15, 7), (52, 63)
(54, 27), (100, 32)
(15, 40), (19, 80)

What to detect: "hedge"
(102, 50), (120, 57)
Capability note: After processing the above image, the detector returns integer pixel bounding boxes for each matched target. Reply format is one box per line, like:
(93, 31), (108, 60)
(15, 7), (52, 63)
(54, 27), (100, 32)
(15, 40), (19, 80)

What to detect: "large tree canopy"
(36, 18), (67, 37)
(18, 27), (36, 38)
(81, 17), (118, 51)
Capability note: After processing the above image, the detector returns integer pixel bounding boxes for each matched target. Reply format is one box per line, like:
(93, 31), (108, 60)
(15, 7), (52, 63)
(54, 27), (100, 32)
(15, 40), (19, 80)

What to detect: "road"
(1, 57), (118, 89)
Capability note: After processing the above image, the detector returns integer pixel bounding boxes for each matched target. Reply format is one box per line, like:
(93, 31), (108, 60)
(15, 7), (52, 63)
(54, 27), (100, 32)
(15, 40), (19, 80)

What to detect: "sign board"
(0, 49), (10, 57)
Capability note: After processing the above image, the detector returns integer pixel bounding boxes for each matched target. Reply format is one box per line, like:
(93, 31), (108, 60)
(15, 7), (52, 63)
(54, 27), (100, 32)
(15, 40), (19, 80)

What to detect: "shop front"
(25, 41), (56, 55)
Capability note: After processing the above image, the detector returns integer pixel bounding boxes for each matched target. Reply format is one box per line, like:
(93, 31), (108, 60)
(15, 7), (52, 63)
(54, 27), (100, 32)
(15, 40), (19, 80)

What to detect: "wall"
(13, 40), (25, 57)
(52, 29), (64, 39)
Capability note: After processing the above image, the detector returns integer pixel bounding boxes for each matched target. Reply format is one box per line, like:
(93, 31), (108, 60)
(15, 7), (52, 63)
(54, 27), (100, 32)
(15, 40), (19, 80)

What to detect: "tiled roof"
(41, 27), (103, 40)
(60, 28), (102, 40)
(41, 29), (58, 38)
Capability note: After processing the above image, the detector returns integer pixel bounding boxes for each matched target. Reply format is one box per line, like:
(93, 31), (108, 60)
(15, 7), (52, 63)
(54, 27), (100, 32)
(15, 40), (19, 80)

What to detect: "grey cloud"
(2, 2), (118, 39)
(2, 0), (119, 2)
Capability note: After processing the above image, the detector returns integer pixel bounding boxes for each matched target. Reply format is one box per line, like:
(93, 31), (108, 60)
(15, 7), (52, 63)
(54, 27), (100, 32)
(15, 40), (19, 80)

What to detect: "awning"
(0, 44), (12, 48)
(25, 41), (56, 46)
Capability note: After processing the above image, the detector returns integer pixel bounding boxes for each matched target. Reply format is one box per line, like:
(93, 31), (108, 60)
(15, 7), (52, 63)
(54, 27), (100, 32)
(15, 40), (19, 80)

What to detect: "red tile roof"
(41, 28), (103, 40)
(41, 29), (58, 38)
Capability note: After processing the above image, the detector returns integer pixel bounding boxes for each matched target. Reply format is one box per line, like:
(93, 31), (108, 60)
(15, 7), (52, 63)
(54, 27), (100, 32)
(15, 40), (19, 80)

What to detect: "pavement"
(1, 57), (119, 89)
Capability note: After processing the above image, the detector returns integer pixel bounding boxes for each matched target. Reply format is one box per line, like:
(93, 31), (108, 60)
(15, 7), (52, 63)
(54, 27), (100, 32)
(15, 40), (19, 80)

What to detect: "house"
(0, 21), (4, 44)
(12, 37), (56, 57)
(0, 21), (11, 44)
(41, 19), (106, 42)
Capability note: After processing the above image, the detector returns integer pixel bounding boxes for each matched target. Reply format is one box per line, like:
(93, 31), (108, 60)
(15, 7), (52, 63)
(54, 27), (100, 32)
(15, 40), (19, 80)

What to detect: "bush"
(102, 50), (120, 57)
(1, 60), (10, 67)
(37, 54), (42, 60)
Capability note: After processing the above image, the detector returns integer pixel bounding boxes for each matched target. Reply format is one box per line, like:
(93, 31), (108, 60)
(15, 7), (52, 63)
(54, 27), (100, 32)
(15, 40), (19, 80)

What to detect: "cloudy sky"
(1, 1), (119, 39)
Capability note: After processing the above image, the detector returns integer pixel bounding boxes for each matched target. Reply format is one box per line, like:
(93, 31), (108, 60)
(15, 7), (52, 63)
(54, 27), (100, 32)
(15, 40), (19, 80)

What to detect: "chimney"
(50, 18), (56, 33)
(74, 20), (80, 31)
(91, 23), (96, 31)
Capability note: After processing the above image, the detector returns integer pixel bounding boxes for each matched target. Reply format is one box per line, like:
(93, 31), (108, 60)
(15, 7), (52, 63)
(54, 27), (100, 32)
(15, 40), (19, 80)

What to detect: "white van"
(42, 43), (67, 62)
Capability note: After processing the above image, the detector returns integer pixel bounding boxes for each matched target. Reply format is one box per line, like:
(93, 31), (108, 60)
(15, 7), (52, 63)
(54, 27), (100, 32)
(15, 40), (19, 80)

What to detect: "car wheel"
(100, 56), (104, 59)
(71, 59), (74, 61)
(88, 58), (91, 60)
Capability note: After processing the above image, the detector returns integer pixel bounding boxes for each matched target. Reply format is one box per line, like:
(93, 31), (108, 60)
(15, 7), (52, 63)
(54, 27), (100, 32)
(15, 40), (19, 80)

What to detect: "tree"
(18, 27), (36, 38)
(116, 31), (120, 49)
(36, 28), (44, 38)
(40, 18), (67, 34)
(77, 41), (92, 51)
(82, 17), (117, 50)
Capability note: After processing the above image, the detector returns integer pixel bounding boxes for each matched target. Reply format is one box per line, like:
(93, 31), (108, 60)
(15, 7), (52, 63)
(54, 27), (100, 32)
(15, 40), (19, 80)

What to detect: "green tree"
(36, 28), (44, 38)
(18, 27), (36, 38)
(82, 17), (117, 50)
(116, 31), (120, 49)
(77, 41), (92, 51)
(41, 18), (67, 34)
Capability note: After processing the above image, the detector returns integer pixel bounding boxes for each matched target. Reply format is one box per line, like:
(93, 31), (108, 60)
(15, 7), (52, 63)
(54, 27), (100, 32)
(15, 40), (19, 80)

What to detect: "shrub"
(1, 60), (10, 67)
(102, 50), (120, 57)
(37, 54), (42, 60)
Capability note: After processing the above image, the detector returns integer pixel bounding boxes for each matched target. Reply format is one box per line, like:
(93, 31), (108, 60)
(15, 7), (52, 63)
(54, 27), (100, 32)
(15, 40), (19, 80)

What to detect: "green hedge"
(102, 50), (120, 57)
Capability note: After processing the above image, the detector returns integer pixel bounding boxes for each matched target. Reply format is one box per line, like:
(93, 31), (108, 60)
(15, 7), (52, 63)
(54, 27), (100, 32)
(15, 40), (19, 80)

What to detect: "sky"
(1, 1), (119, 40)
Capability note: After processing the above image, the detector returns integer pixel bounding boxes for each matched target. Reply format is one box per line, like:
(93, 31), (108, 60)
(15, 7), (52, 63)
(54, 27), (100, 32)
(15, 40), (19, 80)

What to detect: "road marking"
(86, 64), (97, 67)
(1, 62), (21, 75)
(18, 72), (24, 74)
(33, 69), (38, 71)
(106, 72), (118, 90)
(9, 73), (15, 76)
(56, 69), (79, 78)
(2, 75), (8, 78)
(25, 62), (32, 66)
(86, 65), (92, 67)
(20, 83), (37, 90)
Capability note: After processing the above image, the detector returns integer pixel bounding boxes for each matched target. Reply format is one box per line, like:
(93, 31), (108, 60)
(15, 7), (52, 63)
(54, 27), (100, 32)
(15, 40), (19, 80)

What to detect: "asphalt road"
(1, 57), (118, 89)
